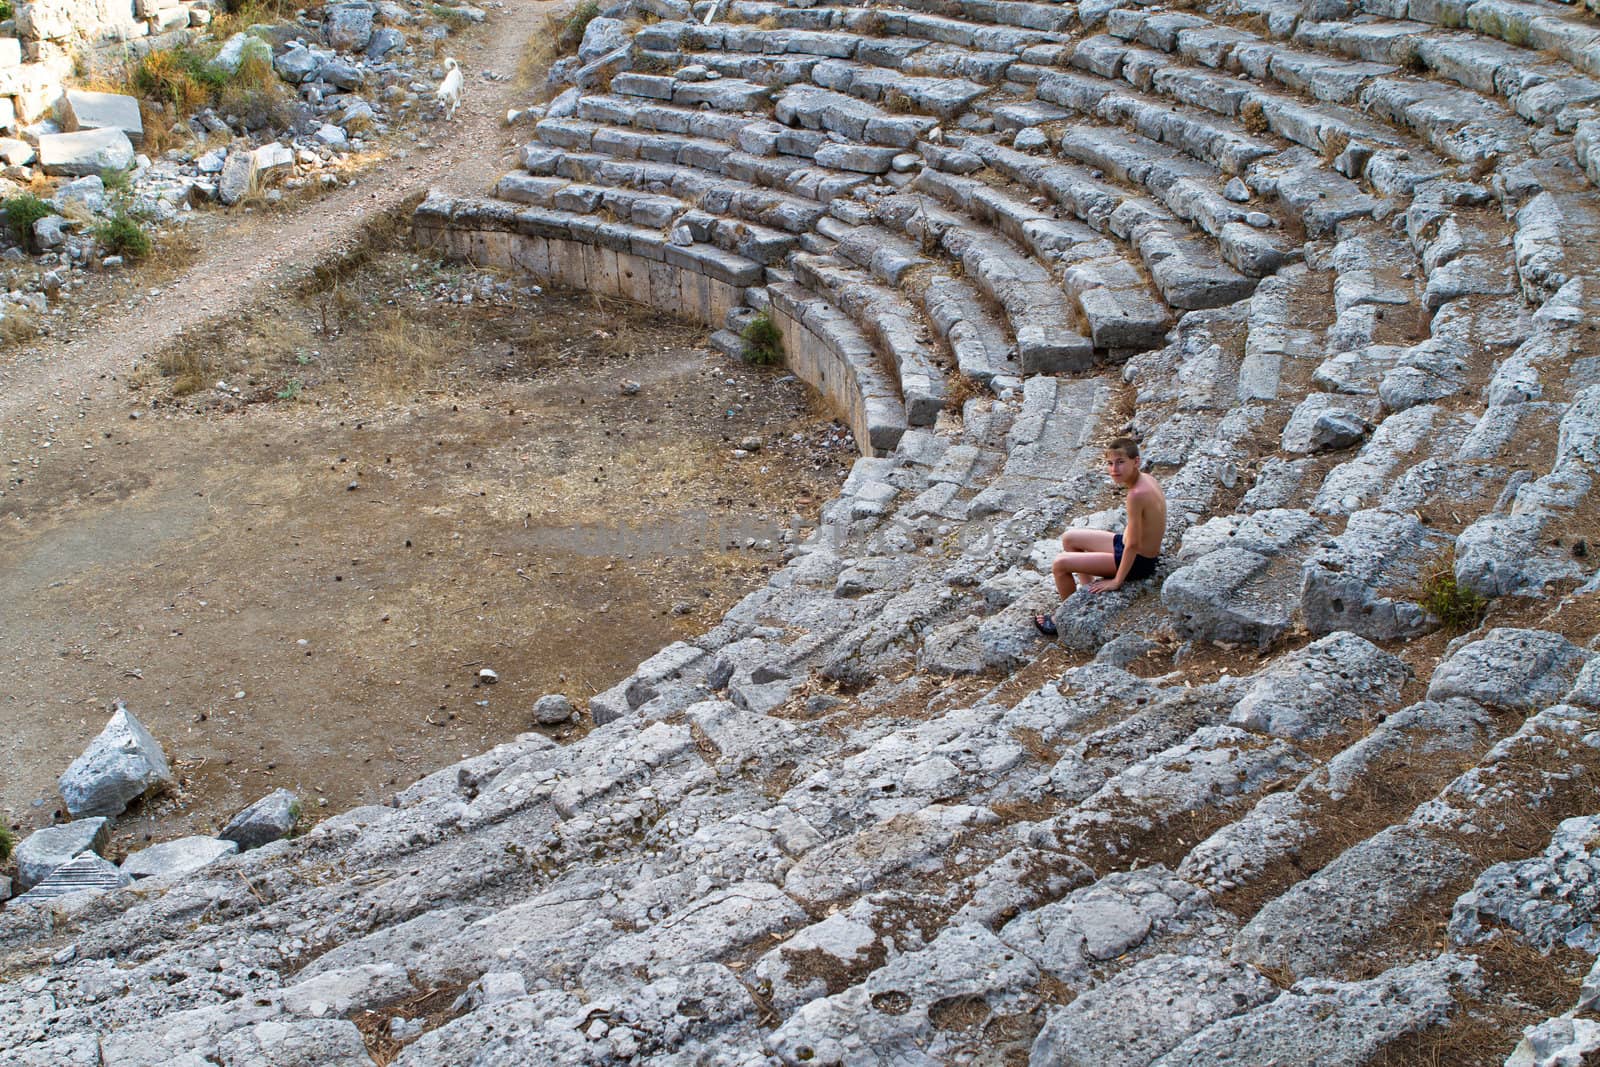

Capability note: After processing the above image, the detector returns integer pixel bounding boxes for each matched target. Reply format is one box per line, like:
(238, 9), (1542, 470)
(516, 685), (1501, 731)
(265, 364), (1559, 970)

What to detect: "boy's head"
(1105, 437), (1140, 461)
(1103, 437), (1141, 486)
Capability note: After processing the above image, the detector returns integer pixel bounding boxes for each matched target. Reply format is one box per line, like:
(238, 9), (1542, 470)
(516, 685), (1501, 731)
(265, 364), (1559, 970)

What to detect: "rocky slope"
(5, 0), (1600, 1061)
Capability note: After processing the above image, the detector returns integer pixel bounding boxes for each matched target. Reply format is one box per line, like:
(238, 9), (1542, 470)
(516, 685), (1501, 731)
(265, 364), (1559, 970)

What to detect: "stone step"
(1160, 507), (1329, 647)
(860, 185), (1094, 373)
(528, 123), (874, 206)
(1231, 630), (1597, 979)
(774, 84), (939, 149)
(911, 166), (1173, 349)
(789, 251), (948, 424)
(1178, 696), (1503, 896)
(1455, 384), (1600, 596)
(951, 136), (1261, 309)
(522, 145), (837, 230)
(1147, 955), (1484, 1065)
(767, 276), (911, 455)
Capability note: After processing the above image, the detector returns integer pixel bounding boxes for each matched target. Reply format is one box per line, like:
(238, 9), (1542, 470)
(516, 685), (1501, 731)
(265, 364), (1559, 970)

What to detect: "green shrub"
(3, 194), (53, 253)
(740, 312), (782, 366)
(0, 0), (13, 19)
(101, 166), (133, 194)
(558, 0), (602, 54)
(94, 210), (153, 260)
(1421, 553), (1488, 633)
(130, 45), (228, 113)
(0, 823), (13, 863)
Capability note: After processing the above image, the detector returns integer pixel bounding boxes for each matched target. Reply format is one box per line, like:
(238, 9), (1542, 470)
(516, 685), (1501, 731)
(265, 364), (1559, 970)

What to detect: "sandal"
(1033, 614), (1058, 638)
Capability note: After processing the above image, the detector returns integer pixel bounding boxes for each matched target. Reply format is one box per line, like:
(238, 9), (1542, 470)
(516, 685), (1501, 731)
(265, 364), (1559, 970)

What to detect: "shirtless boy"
(1034, 437), (1167, 638)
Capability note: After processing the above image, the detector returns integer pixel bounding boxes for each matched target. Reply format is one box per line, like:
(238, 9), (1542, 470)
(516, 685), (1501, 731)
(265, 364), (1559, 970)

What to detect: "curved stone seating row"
(17, 0), (1600, 1057)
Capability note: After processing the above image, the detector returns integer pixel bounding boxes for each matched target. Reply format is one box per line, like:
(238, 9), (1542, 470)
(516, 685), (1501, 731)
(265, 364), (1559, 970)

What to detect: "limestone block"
(14, 818), (111, 890)
(1426, 628), (1592, 712)
(220, 788), (301, 849)
(324, 3), (374, 51)
(63, 89), (142, 146)
(36, 127), (135, 177)
(58, 704), (173, 817)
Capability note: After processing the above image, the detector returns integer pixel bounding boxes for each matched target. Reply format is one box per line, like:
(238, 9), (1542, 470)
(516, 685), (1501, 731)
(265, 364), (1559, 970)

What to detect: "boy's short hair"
(1105, 436), (1140, 460)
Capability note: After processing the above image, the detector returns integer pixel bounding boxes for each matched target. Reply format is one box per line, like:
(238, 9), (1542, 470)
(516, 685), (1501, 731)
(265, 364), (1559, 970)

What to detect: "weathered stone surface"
(217, 146), (257, 206)
(63, 90), (143, 147)
(58, 706), (173, 818)
(14, 818), (111, 890)
(324, 3), (375, 51)
(1228, 632), (1409, 740)
(1426, 629), (1592, 712)
(14, 853), (132, 903)
(1151, 956), (1482, 1066)
(532, 694), (575, 724)
(36, 128), (136, 178)
(219, 788), (301, 849)
(1031, 954), (1277, 1067)
(1234, 824), (1473, 978)
(1450, 815), (1600, 954)
(121, 836), (238, 881)
(1507, 1018), (1600, 1067)
(767, 924), (1040, 1065)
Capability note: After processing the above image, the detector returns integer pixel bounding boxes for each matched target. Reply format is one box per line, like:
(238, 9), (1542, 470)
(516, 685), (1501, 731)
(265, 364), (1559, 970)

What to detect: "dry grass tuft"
(0, 305), (40, 347)
(1321, 129), (1352, 163)
(1240, 99), (1269, 135)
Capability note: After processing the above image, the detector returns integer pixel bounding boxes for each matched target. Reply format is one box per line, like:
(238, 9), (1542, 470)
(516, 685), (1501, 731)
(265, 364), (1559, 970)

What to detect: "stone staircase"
(8, 0), (1600, 1061)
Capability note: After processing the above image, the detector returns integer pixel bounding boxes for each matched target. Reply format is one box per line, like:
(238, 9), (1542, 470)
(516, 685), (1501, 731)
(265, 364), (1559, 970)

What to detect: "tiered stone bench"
(7, 0), (1600, 1060)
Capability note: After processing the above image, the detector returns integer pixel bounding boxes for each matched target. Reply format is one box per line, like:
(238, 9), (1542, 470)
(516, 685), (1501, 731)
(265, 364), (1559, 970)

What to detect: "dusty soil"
(1, 241), (849, 851)
(0, 3), (854, 855)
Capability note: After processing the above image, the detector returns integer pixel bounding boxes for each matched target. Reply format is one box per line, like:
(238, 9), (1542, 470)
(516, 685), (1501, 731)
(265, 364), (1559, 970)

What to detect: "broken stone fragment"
(534, 694), (576, 724)
(58, 705), (173, 818)
(220, 788), (301, 850)
(14, 818), (112, 890)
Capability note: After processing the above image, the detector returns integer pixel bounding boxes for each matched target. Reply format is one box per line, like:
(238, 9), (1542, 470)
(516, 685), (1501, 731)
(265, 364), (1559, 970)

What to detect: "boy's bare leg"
(1052, 552), (1119, 598)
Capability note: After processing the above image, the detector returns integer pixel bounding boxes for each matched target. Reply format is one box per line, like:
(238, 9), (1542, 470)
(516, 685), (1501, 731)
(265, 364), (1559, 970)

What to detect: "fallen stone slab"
(13, 853), (132, 904)
(36, 128), (136, 178)
(217, 145), (257, 205)
(220, 787), (301, 849)
(121, 835), (239, 881)
(58, 704), (173, 818)
(14, 817), (111, 890)
(63, 89), (144, 147)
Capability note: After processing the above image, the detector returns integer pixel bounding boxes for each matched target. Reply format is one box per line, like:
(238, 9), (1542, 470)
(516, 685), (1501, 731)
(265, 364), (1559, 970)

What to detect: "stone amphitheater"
(7, 0), (1600, 1058)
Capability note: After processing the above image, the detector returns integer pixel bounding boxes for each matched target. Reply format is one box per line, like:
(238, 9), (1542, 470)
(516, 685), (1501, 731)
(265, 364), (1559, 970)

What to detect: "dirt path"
(0, 0), (552, 455)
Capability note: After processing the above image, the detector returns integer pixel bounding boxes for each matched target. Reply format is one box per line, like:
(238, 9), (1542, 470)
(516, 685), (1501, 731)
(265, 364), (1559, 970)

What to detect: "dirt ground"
(0, 240), (849, 855)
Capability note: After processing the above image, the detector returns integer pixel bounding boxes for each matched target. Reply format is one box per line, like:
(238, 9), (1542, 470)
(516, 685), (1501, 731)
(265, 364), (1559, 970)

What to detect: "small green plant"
(101, 166), (133, 194)
(1420, 553), (1489, 633)
(0, 0), (12, 19)
(429, 3), (474, 31)
(94, 210), (153, 260)
(740, 312), (782, 366)
(3, 194), (53, 253)
(558, 0), (602, 54)
(0, 823), (14, 863)
(276, 377), (304, 400)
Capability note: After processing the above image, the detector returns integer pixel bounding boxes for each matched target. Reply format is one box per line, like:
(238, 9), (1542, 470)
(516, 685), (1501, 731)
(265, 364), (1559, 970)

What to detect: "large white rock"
(63, 89), (144, 147)
(58, 705), (173, 817)
(37, 128), (136, 177)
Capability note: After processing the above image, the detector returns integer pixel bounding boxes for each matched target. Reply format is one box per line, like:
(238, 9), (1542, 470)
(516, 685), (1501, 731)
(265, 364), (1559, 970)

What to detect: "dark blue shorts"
(1114, 533), (1160, 581)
